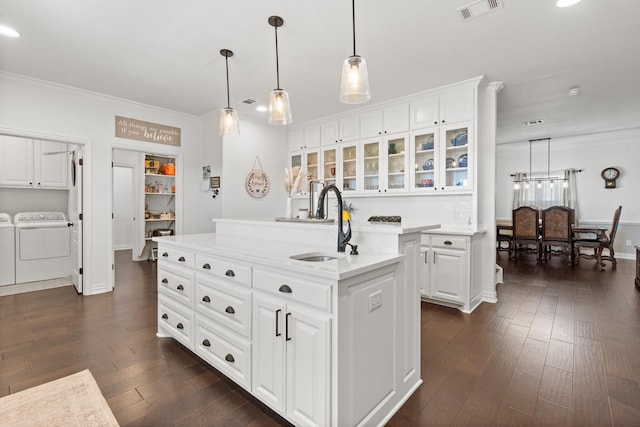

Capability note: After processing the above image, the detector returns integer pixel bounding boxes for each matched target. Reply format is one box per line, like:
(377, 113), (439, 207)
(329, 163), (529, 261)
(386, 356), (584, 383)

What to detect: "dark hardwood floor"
(1, 250), (639, 426)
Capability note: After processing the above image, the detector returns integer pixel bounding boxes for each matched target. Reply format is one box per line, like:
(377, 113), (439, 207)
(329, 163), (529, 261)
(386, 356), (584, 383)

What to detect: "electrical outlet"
(626, 240), (632, 246)
(369, 291), (382, 312)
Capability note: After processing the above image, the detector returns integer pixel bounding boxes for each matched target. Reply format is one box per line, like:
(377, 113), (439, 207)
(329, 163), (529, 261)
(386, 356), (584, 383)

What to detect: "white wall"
(113, 166), (134, 250)
(496, 127), (640, 256)
(0, 188), (68, 217)
(0, 72), (212, 294)
(221, 120), (288, 219)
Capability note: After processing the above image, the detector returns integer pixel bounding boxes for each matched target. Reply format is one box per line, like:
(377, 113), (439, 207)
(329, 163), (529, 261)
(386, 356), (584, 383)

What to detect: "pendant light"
(219, 49), (239, 136)
(340, 0), (370, 104)
(267, 16), (292, 126)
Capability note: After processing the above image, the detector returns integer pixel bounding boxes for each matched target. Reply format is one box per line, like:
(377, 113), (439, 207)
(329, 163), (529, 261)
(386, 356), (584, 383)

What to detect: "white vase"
(285, 197), (293, 219)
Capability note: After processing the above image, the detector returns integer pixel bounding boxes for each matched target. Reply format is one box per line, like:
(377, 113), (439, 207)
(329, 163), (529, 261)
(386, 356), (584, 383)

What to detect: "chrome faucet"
(315, 184), (354, 253)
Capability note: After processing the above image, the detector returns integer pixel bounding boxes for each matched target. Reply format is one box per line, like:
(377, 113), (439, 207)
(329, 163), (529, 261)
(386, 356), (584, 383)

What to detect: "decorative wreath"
(246, 156), (270, 198)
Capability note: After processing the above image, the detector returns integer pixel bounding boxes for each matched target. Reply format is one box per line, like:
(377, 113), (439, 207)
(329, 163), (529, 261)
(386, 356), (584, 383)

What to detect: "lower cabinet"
(252, 292), (330, 427)
(422, 232), (480, 313)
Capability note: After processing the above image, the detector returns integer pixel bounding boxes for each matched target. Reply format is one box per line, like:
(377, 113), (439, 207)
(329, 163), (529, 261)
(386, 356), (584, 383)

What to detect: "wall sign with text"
(115, 116), (181, 146)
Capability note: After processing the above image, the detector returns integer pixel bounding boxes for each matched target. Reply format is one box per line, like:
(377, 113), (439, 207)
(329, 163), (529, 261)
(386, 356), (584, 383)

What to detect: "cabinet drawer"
(430, 236), (467, 250)
(158, 265), (194, 307)
(195, 315), (251, 391)
(158, 296), (194, 350)
(253, 269), (331, 312)
(158, 246), (194, 268)
(195, 254), (251, 287)
(195, 277), (252, 339)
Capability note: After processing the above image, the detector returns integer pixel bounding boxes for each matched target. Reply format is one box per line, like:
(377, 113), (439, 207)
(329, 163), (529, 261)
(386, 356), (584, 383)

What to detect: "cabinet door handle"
(444, 240), (452, 245)
(177, 284), (184, 291)
(275, 309), (282, 337)
(434, 252), (436, 263)
(202, 295), (211, 303)
(225, 306), (235, 314)
(161, 278), (168, 284)
(279, 284), (292, 293)
(225, 269), (235, 277)
(225, 354), (235, 363)
(178, 256), (186, 262)
(442, 120), (446, 124)
(286, 312), (292, 341)
(176, 323), (184, 330)
(162, 252), (168, 257)
(202, 339), (211, 347)
(202, 263), (211, 270)
(161, 313), (168, 319)
(424, 252), (428, 263)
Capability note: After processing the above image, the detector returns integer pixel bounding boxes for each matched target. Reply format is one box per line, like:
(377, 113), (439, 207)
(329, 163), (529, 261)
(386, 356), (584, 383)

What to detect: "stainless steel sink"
(290, 252), (340, 262)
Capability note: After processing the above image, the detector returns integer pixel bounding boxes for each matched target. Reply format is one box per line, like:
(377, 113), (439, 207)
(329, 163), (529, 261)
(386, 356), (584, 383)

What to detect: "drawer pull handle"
(225, 306), (235, 314)
(444, 240), (452, 245)
(161, 278), (168, 284)
(162, 252), (168, 257)
(178, 256), (186, 262)
(225, 269), (235, 277)
(161, 313), (168, 319)
(202, 295), (211, 303)
(176, 323), (184, 330)
(202, 339), (211, 347)
(225, 354), (235, 363)
(275, 309), (282, 337)
(279, 284), (292, 293)
(202, 263), (211, 270)
(177, 284), (184, 291)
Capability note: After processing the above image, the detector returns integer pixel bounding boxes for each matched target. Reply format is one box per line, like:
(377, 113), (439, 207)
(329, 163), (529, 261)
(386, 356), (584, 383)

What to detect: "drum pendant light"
(219, 49), (240, 136)
(267, 16), (292, 125)
(340, 0), (370, 104)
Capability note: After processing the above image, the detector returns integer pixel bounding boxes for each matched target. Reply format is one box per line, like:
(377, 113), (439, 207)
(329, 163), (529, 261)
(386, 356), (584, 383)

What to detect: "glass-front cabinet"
(360, 134), (409, 194)
(410, 121), (472, 192)
(322, 145), (338, 188)
(289, 148), (320, 195)
(341, 143), (358, 193)
(306, 150), (319, 181)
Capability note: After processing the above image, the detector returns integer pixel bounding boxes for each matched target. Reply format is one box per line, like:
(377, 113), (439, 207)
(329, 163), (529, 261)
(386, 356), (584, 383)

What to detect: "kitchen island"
(154, 218), (438, 427)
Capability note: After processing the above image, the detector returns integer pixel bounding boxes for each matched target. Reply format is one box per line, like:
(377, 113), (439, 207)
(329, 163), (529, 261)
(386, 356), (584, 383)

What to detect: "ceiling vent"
(523, 119), (544, 126)
(457, 0), (504, 21)
(242, 98), (256, 104)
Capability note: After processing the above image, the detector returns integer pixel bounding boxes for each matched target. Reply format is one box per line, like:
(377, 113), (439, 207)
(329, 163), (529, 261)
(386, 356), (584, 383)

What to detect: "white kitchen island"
(154, 218), (439, 427)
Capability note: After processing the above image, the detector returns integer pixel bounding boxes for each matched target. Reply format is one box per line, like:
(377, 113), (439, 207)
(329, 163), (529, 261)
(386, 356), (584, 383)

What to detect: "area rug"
(0, 369), (119, 426)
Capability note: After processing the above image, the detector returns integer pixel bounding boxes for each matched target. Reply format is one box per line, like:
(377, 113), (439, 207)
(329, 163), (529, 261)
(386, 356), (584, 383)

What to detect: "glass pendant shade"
(219, 107), (239, 136)
(340, 55), (370, 104)
(268, 89), (292, 125)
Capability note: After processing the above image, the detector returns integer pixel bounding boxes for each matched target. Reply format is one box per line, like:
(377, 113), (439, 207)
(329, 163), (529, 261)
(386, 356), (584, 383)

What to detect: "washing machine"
(14, 212), (72, 283)
(0, 213), (15, 286)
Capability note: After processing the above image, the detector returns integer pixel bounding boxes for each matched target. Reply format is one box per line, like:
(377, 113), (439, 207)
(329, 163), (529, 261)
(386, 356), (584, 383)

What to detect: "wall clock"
(601, 167), (620, 189)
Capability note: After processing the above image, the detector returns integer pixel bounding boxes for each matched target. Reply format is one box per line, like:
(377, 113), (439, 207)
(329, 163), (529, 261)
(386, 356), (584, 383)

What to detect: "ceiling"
(1, 0), (639, 144)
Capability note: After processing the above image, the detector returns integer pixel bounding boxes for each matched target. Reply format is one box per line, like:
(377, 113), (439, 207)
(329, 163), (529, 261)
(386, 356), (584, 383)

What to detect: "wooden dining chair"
(574, 205), (622, 269)
(512, 206), (541, 262)
(496, 224), (513, 259)
(541, 206), (574, 264)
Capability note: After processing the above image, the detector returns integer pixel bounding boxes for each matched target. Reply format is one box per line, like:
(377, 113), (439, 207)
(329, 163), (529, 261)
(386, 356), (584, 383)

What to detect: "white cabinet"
(288, 124), (321, 151)
(289, 148), (320, 195)
(410, 87), (475, 128)
(360, 103), (409, 138)
(361, 133), (409, 194)
(321, 116), (360, 145)
(410, 121), (473, 192)
(321, 144), (338, 188)
(252, 268), (330, 427)
(340, 142), (359, 194)
(0, 136), (69, 189)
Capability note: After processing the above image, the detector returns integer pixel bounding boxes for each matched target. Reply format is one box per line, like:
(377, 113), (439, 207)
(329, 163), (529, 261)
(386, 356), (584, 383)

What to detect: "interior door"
(70, 146), (83, 294)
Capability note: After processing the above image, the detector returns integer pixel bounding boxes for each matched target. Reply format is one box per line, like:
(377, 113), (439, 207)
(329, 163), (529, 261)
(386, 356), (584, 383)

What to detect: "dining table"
(496, 222), (609, 269)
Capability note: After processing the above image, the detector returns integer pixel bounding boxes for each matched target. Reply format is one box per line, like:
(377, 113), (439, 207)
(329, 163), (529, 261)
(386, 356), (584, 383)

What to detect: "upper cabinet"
(410, 87), (475, 129)
(0, 135), (69, 189)
(321, 115), (360, 145)
(287, 124), (321, 151)
(360, 104), (409, 138)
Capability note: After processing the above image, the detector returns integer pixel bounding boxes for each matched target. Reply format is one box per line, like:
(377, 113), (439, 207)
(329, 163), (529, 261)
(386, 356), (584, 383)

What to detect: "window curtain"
(512, 168), (579, 219)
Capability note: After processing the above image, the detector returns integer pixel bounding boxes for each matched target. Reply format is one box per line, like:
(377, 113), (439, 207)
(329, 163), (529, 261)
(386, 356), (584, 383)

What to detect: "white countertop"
(422, 226), (487, 236)
(154, 233), (404, 281)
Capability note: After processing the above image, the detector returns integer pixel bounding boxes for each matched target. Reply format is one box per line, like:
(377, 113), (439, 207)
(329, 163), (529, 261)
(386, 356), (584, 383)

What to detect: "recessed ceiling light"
(256, 106), (268, 112)
(0, 25), (20, 38)
(556, 0), (582, 7)
(568, 86), (581, 96)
